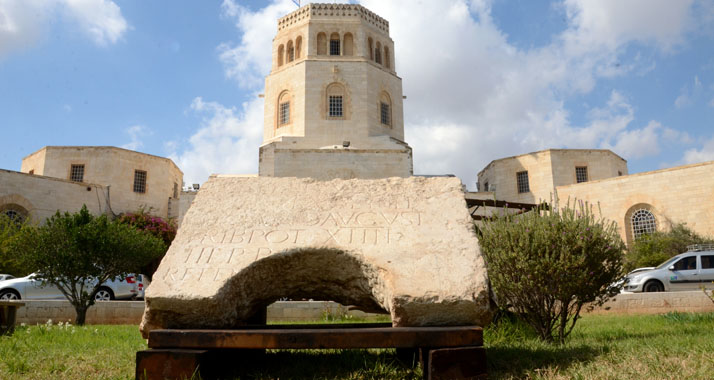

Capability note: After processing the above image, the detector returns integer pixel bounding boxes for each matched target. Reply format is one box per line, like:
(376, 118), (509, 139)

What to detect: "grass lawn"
(0, 312), (712, 379)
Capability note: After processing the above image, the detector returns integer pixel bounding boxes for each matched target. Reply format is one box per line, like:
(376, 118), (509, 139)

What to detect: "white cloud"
(682, 138), (714, 164)
(200, 0), (703, 188)
(63, 0), (128, 45)
(0, 0), (127, 59)
(121, 125), (151, 151)
(674, 75), (704, 108)
(169, 97), (264, 185)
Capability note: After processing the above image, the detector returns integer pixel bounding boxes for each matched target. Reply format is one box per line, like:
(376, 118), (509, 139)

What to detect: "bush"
(478, 201), (625, 344)
(625, 224), (714, 271)
(117, 209), (176, 278)
(11, 206), (166, 325)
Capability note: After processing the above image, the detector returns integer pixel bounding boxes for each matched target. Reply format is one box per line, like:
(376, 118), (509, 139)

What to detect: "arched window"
(329, 33), (340, 55)
(277, 91), (291, 127)
(286, 40), (294, 63)
(343, 33), (354, 56)
(379, 91), (392, 127)
(326, 83), (346, 119)
(295, 36), (302, 59)
(1, 204), (28, 224)
(375, 41), (382, 64)
(277, 44), (284, 67)
(631, 209), (656, 239)
(317, 32), (327, 55)
(384, 46), (390, 69)
(367, 37), (373, 60)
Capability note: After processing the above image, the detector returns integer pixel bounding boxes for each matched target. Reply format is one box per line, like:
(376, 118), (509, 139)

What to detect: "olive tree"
(12, 206), (165, 325)
(478, 201), (625, 343)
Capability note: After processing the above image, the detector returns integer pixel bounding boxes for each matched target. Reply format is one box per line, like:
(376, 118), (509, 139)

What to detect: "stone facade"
(556, 160), (714, 245)
(259, 3), (412, 179)
(477, 149), (627, 204)
(18, 146), (183, 220)
(477, 149), (714, 245)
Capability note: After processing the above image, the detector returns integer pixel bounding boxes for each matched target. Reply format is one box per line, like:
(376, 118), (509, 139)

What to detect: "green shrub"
(11, 205), (166, 325)
(478, 200), (625, 344)
(0, 214), (30, 276)
(117, 208), (176, 278)
(625, 223), (714, 271)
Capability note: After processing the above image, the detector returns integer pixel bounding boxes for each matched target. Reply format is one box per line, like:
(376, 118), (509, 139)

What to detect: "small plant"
(478, 199), (625, 344)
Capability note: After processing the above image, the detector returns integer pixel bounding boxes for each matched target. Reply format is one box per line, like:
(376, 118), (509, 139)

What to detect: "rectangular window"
(133, 170), (147, 194)
(516, 171), (529, 193)
(702, 255), (714, 269)
(329, 96), (343, 117)
(380, 102), (390, 126)
(28, 169), (34, 175)
(279, 102), (290, 126)
(70, 164), (84, 182)
(484, 182), (489, 192)
(576, 166), (588, 183)
(173, 183), (179, 199)
(329, 40), (340, 55)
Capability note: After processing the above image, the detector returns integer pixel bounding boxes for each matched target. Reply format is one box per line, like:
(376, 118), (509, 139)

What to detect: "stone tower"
(258, 3), (413, 179)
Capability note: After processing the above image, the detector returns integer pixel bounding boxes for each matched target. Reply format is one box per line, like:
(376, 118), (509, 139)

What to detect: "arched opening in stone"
(286, 40), (294, 62)
(0, 203), (28, 224)
(343, 33), (354, 56)
(317, 32), (327, 55)
(220, 249), (389, 325)
(277, 44), (284, 66)
(367, 37), (373, 60)
(295, 36), (302, 59)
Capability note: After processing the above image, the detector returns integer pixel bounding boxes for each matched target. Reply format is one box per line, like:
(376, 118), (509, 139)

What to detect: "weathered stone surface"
(140, 176), (491, 337)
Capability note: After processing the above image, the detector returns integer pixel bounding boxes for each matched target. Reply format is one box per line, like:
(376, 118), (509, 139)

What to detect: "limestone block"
(140, 176), (491, 336)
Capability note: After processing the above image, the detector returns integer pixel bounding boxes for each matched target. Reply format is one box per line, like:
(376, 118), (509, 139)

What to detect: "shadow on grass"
(486, 344), (605, 379)
(212, 349), (421, 380)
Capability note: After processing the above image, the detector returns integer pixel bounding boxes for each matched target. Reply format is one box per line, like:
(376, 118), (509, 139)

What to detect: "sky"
(1, 0), (713, 190)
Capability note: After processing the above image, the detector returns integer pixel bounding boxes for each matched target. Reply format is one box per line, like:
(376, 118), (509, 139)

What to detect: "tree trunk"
(74, 304), (89, 325)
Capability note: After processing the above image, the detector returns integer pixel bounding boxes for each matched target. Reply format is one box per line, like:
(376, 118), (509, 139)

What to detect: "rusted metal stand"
(136, 323), (487, 380)
(0, 301), (25, 335)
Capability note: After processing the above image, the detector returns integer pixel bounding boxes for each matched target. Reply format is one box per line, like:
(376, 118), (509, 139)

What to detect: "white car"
(0, 274), (15, 281)
(0, 273), (139, 301)
(623, 245), (714, 292)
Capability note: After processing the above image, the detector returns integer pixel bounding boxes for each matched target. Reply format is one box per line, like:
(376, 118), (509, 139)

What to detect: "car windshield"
(655, 256), (681, 270)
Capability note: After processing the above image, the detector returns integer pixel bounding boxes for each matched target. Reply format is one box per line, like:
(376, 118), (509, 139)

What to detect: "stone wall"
(20, 146), (183, 219)
(15, 301), (146, 325)
(556, 160), (714, 245)
(0, 169), (105, 223)
(588, 291), (714, 315)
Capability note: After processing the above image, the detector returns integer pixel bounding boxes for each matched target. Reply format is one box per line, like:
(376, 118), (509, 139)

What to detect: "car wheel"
(94, 287), (115, 301)
(644, 280), (664, 292)
(0, 289), (21, 300)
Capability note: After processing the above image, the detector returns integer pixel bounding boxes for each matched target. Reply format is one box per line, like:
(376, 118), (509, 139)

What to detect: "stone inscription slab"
(141, 176), (492, 336)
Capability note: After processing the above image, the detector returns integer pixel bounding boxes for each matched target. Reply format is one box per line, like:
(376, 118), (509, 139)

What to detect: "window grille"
(631, 209), (656, 239)
(70, 164), (84, 182)
(133, 170), (147, 194)
(380, 102), (390, 126)
(330, 39), (340, 56)
(329, 96), (343, 117)
(516, 171), (529, 193)
(279, 102), (290, 125)
(287, 46), (294, 62)
(375, 48), (381, 64)
(3, 210), (20, 221)
(576, 166), (588, 183)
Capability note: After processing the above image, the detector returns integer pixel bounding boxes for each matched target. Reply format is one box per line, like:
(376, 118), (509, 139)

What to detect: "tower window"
(279, 102), (290, 126)
(287, 44), (294, 62)
(330, 39), (340, 55)
(631, 209), (656, 239)
(133, 170), (147, 194)
(484, 181), (489, 192)
(329, 96), (343, 117)
(70, 164), (84, 182)
(380, 102), (390, 126)
(375, 42), (382, 64)
(516, 171), (529, 193)
(575, 166), (588, 183)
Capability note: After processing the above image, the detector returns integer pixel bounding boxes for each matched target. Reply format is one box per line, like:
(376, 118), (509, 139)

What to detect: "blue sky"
(1, 0), (713, 189)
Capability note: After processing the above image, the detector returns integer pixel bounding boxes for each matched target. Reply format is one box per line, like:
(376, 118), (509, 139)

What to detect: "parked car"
(0, 274), (15, 282)
(136, 274), (150, 300)
(622, 245), (714, 292)
(0, 273), (139, 301)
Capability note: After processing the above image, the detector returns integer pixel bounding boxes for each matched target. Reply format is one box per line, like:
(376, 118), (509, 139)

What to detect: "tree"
(117, 209), (176, 279)
(0, 213), (30, 276)
(478, 201), (625, 344)
(625, 223), (714, 271)
(11, 206), (165, 325)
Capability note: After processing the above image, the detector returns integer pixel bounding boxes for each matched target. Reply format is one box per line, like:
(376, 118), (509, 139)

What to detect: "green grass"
(1, 313), (713, 379)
